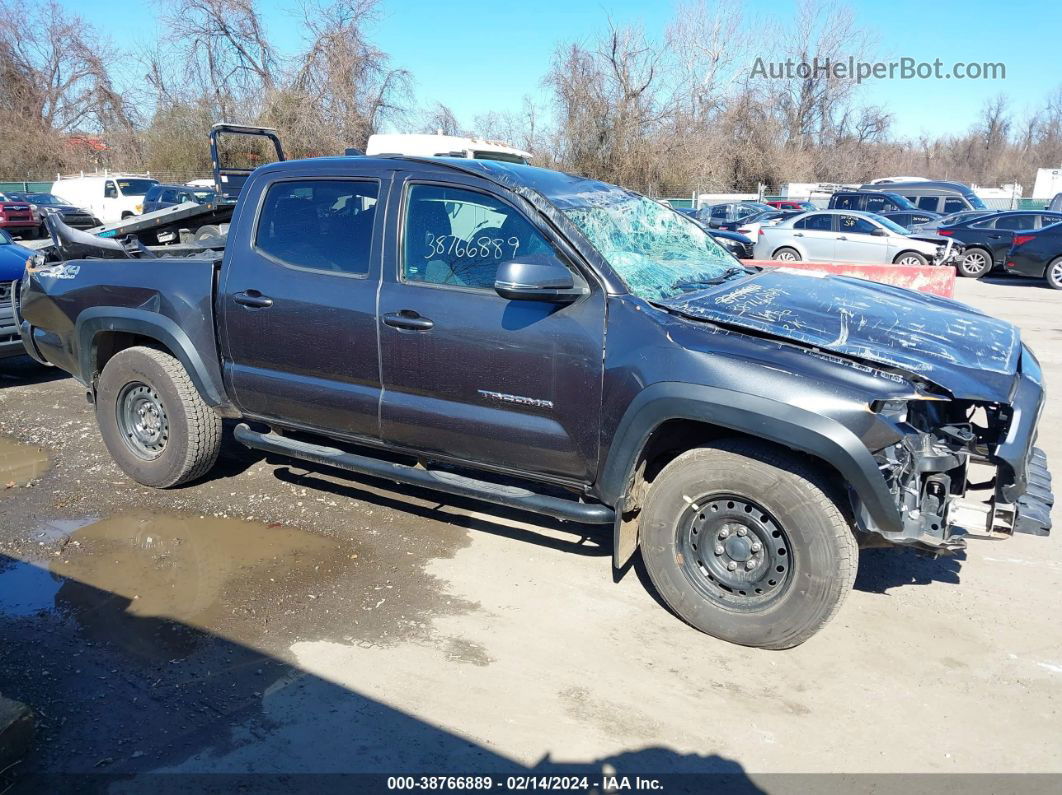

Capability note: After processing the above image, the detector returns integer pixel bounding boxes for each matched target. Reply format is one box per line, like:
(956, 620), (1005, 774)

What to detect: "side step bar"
(233, 423), (615, 525)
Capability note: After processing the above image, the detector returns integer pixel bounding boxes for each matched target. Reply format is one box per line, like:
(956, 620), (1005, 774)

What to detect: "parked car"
(700, 201), (775, 229)
(766, 200), (816, 211)
(937, 210), (1062, 278)
(678, 209), (755, 258)
(910, 209), (996, 233)
(0, 193), (37, 238)
(859, 180), (988, 215)
(730, 209), (798, 237)
(142, 184), (221, 214)
(0, 229), (32, 358)
(828, 190), (918, 214)
(50, 174), (159, 224)
(20, 157), (1051, 649)
(6, 191), (101, 234)
(1005, 221), (1062, 288)
(755, 210), (962, 266)
(878, 210), (942, 230)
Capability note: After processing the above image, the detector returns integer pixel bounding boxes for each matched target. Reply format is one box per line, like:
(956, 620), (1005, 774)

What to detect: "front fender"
(598, 381), (901, 533)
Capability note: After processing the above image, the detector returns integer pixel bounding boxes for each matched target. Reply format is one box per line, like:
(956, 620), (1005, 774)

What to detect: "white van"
(365, 133), (531, 164)
(50, 174), (160, 224)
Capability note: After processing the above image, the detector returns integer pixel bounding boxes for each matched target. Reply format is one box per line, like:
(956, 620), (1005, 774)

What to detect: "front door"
(792, 214), (837, 261)
(221, 175), (387, 439)
(377, 176), (606, 483)
(837, 214), (890, 263)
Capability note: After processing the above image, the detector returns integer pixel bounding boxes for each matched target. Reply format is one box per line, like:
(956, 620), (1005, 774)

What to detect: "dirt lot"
(0, 275), (1060, 785)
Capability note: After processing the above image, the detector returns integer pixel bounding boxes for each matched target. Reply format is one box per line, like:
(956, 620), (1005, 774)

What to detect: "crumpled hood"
(664, 269), (1021, 401)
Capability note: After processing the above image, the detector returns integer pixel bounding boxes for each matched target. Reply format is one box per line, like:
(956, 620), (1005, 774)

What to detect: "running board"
(233, 423), (615, 525)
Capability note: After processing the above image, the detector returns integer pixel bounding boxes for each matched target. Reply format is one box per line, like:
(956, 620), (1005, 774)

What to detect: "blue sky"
(72, 0), (1058, 140)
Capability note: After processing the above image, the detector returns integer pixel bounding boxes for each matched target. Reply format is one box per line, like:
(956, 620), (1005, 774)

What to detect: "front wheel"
(957, 248), (992, 278)
(639, 440), (858, 649)
(95, 346), (222, 488)
(894, 251), (928, 266)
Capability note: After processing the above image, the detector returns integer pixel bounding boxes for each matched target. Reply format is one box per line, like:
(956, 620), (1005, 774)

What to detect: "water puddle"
(0, 511), (406, 662)
(0, 436), (50, 486)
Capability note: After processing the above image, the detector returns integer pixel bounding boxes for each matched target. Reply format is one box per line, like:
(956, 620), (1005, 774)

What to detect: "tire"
(772, 247), (801, 262)
(957, 248), (991, 278)
(639, 439), (858, 649)
(95, 346), (222, 488)
(1046, 257), (1062, 290)
(894, 251), (928, 266)
(194, 225), (221, 241)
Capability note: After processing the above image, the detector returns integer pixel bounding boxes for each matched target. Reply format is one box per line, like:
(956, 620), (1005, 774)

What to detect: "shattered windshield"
(552, 186), (745, 300)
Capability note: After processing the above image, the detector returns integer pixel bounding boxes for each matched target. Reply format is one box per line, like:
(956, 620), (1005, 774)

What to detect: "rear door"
(837, 214), (889, 263)
(376, 171), (606, 483)
(220, 170), (390, 439)
(792, 213), (837, 261)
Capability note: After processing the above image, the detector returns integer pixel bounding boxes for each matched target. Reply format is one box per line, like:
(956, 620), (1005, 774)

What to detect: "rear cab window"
(254, 179), (379, 275)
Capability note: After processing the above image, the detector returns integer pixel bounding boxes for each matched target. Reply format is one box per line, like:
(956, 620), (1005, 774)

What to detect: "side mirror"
(494, 254), (587, 303)
(871, 227), (887, 236)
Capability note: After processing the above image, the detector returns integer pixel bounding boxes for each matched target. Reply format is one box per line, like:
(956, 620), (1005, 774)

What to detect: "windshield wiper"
(670, 266), (752, 292)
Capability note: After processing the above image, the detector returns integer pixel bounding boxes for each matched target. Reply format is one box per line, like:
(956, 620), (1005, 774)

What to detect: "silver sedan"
(754, 210), (962, 266)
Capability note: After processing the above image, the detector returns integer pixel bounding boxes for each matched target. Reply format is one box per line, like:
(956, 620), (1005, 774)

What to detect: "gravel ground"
(0, 274), (1059, 787)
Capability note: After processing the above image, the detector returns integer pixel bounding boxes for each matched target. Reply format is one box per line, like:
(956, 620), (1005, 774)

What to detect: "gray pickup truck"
(17, 155), (1053, 648)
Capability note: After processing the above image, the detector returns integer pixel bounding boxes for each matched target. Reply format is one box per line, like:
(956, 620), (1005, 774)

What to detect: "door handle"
(793, 232), (804, 237)
(383, 310), (434, 331)
(233, 290), (273, 308)
(837, 235), (848, 240)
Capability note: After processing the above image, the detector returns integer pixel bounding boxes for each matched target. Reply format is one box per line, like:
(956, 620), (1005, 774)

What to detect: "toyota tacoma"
(16, 156), (1053, 648)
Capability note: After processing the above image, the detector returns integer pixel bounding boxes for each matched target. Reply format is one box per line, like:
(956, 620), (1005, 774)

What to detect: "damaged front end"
(862, 348), (1053, 553)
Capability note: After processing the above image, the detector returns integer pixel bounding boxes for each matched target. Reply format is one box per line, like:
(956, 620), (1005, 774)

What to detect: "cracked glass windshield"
(554, 186), (746, 300)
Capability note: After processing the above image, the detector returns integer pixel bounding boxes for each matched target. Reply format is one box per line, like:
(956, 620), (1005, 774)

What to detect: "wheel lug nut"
(714, 545), (724, 555)
(719, 528), (730, 539)
(727, 561), (738, 571)
(751, 542), (762, 552)
(746, 559), (756, 570)
(737, 527), (747, 537)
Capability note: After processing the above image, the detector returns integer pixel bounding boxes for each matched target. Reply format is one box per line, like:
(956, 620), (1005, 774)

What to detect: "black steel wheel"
(639, 439), (858, 649)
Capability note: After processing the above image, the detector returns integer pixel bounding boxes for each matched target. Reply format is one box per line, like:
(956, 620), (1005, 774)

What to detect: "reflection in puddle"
(1, 512), (371, 662)
(0, 436), (50, 486)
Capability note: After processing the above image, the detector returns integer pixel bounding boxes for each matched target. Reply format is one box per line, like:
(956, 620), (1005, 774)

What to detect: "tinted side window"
(1038, 214), (1062, 228)
(995, 214), (1036, 231)
(145, 186), (161, 201)
(865, 195), (886, 212)
(160, 189), (178, 203)
(839, 215), (877, 235)
(710, 205), (729, 218)
(832, 195), (858, 210)
(256, 179), (378, 275)
(917, 196), (939, 211)
(943, 197), (966, 214)
(911, 214), (933, 224)
(795, 214), (833, 231)
(402, 184), (554, 289)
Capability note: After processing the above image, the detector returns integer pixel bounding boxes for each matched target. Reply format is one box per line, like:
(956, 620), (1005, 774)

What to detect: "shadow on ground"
(0, 356), (68, 388)
(0, 551), (755, 793)
(854, 547), (965, 593)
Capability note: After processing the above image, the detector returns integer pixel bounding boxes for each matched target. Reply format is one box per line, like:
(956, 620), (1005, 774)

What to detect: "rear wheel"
(1046, 257), (1062, 290)
(957, 248), (991, 277)
(894, 251), (928, 266)
(772, 247), (801, 262)
(95, 346), (222, 488)
(639, 440), (858, 649)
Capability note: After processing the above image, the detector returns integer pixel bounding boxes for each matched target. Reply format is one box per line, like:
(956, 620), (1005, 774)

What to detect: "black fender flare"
(598, 383), (902, 566)
(75, 307), (227, 407)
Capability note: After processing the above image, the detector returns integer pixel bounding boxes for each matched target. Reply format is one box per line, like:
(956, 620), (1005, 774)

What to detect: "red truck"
(0, 193), (37, 238)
